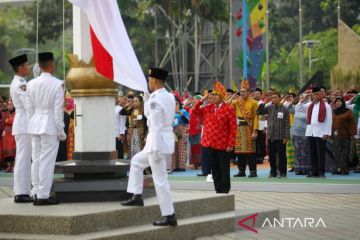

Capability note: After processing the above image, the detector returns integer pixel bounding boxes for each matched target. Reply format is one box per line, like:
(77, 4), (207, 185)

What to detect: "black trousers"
(236, 153), (257, 174)
(209, 148), (231, 193)
(116, 138), (124, 159)
(308, 137), (326, 176)
(333, 139), (350, 173)
(268, 140), (287, 176)
(200, 146), (213, 174)
(256, 130), (266, 162)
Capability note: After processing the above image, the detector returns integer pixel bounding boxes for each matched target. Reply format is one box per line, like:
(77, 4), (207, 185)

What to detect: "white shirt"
(26, 73), (64, 135)
(115, 105), (126, 136)
(9, 75), (29, 135)
(143, 88), (175, 154)
(296, 101), (332, 138)
(258, 99), (267, 130)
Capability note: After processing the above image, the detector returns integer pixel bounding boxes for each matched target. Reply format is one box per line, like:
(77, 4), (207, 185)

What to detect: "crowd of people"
(115, 80), (360, 188)
(2, 52), (360, 201)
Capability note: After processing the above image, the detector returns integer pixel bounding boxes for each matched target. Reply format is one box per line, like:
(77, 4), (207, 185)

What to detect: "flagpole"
(242, 0), (248, 81)
(265, 0), (270, 90)
(229, 0), (233, 88)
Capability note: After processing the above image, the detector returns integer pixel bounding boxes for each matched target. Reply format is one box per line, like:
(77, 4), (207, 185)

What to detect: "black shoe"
(153, 214), (178, 227)
(34, 196), (59, 206)
(268, 174), (277, 178)
(278, 174), (287, 178)
(295, 171), (304, 175)
(248, 173), (258, 178)
(233, 172), (246, 177)
(173, 168), (186, 172)
(14, 194), (34, 203)
(307, 174), (319, 178)
(341, 171), (349, 175)
(197, 173), (208, 177)
(288, 167), (294, 172)
(121, 194), (144, 207)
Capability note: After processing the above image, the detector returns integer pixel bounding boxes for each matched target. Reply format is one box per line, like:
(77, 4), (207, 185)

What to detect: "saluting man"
(8, 54), (33, 203)
(27, 52), (66, 205)
(121, 67), (177, 227)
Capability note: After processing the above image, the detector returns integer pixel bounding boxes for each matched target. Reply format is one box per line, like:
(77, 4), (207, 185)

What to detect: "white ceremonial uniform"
(9, 75), (32, 195)
(295, 101), (332, 138)
(127, 88), (175, 216)
(26, 73), (65, 199)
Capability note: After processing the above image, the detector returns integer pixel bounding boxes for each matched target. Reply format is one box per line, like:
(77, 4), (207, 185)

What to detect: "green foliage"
(270, 28), (338, 91)
(0, 6), (32, 83)
(24, 0), (72, 44)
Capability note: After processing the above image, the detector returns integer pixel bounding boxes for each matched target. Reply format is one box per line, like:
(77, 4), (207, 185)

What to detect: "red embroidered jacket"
(192, 100), (237, 150)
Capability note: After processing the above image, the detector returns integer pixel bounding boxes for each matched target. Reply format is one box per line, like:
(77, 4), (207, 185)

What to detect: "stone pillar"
(52, 5), (154, 203)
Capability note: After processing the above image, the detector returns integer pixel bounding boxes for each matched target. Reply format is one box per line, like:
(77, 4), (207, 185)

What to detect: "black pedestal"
(52, 159), (155, 202)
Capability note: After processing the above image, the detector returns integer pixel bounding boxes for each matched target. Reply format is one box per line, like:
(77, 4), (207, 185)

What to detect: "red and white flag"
(68, 0), (147, 92)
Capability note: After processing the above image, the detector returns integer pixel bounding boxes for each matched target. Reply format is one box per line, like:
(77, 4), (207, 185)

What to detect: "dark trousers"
(116, 138), (124, 159)
(209, 148), (231, 193)
(268, 140), (287, 176)
(236, 153), (256, 174)
(200, 146), (213, 174)
(308, 137), (326, 176)
(333, 139), (350, 173)
(256, 130), (266, 163)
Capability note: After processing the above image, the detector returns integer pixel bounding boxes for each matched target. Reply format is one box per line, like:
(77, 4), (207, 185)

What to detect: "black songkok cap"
(148, 67), (168, 81)
(226, 88), (234, 94)
(8, 54), (27, 68)
(38, 52), (54, 61)
(312, 86), (321, 93)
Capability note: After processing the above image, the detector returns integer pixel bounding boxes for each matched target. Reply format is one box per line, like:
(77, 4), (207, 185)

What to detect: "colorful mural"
(235, 0), (267, 88)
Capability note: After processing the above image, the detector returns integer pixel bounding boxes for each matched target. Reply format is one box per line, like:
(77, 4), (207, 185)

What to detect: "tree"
(270, 28), (338, 91)
(0, 6), (31, 83)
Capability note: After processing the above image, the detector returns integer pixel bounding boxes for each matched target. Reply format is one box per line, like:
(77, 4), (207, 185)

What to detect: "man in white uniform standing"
(8, 54), (33, 203)
(121, 67), (177, 227)
(27, 52), (66, 205)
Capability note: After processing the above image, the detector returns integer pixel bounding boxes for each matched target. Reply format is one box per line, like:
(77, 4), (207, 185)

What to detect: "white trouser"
(13, 134), (32, 195)
(127, 150), (174, 216)
(31, 134), (59, 199)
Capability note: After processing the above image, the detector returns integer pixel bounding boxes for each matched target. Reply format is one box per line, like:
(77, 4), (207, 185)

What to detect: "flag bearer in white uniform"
(8, 54), (33, 203)
(27, 52), (66, 205)
(121, 67), (177, 227)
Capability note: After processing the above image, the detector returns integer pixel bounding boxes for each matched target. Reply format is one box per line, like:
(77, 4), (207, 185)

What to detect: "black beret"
(148, 67), (168, 81)
(312, 86), (321, 93)
(8, 54), (27, 68)
(38, 52), (54, 61)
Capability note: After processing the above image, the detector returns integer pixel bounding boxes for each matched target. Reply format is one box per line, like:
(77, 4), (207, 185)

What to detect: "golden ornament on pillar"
(65, 54), (118, 97)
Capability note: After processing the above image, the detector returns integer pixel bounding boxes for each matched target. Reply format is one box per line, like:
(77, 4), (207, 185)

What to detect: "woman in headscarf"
(332, 97), (357, 175)
(172, 96), (190, 171)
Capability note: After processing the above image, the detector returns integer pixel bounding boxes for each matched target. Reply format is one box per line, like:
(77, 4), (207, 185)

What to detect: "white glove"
(58, 131), (67, 141)
(33, 63), (41, 78)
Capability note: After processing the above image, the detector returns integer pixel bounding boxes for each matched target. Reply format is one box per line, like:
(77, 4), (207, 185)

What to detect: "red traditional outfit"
(188, 108), (202, 169)
(192, 82), (237, 193)
(2, 111), (16, 163)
